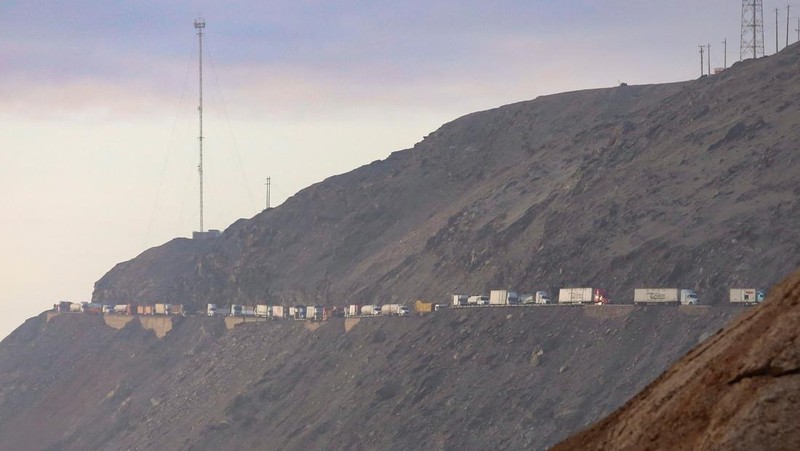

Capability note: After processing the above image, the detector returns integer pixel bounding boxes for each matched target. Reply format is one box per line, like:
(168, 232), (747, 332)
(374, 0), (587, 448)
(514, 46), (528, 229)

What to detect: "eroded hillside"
(0, 305), (745, 450)
(93, 44), (800, 310)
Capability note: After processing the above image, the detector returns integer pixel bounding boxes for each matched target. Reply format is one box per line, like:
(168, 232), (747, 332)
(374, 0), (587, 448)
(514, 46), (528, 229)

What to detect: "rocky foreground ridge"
(93, 43), (800, 310)
(0, 305), (745, 450)
(554, 268), (800, 450)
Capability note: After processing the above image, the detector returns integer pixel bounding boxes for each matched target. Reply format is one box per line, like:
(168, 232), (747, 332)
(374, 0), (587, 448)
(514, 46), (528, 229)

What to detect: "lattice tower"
(740, 0), (765, 60)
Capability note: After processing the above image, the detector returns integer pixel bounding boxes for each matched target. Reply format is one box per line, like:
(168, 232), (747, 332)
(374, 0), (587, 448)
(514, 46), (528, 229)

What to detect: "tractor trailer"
(634, 288), (699, 306)
(729, 288), (765, 305)
(489, 290), (519, 305)
(558, 288), (610, 305)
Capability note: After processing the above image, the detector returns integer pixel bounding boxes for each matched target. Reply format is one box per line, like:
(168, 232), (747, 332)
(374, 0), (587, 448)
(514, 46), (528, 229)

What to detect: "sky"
(0, 0), (795, 339)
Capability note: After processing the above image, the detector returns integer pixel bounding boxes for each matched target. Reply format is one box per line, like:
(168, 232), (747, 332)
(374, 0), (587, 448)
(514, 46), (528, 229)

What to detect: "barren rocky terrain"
(0, 305), (744, 450)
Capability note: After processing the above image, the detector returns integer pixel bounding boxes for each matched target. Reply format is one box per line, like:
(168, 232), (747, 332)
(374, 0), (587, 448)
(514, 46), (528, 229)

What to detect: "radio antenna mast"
(194, 17), (206, 233)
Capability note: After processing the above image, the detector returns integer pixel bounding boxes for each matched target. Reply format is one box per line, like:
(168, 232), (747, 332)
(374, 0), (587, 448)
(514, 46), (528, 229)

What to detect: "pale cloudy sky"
(0, 1), (792, 338)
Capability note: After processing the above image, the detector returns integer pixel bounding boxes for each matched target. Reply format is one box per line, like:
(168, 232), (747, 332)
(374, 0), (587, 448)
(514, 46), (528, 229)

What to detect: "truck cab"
(535, 291), (552, 304)
(593, 289), (610, 305)
(679, 289), (700, 305)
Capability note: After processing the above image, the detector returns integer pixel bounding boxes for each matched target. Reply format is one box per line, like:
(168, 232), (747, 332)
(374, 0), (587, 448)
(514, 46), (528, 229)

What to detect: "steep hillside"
(554, 268), (800, 450)
(93, 44), (800, 310)
(0, 306), (745, 450)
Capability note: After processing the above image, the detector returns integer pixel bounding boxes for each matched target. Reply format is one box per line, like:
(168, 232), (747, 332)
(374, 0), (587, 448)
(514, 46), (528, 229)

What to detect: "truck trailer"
(381, 304), (410, 316)
(346, 304), (361, 317)
(634, 288), (699, 306)
(415, 300), (434, 314)
(558, 288), (610, 305)
(489, 290), (519, 306)
(360, 305), (381, 316)
(729, 288), (765, 305)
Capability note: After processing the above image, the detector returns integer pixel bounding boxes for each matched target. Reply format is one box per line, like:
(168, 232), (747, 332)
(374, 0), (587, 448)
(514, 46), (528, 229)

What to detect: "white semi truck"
(380, 304), (411, 316)
(634, 288), (699, 306)
(558, 288), (610, 305)
(489, 290), (519, 305)
(360, 305), (381, 316)
(255, 304), (269, 318)
(521, 291), (553, 305)
(467, 295), (490, 306)
(729, 288), (765, 305)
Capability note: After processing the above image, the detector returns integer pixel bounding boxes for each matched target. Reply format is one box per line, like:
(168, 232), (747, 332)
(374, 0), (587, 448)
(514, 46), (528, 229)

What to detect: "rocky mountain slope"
(0, 305), (745, 450)
(553, 268), (800, 450)
(93, 44), (800, 310)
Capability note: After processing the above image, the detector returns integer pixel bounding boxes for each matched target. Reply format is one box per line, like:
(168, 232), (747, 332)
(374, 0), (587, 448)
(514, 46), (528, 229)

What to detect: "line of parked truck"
(450, 287), (765, 307)
(53, 301), (187, 316)
(207, 303), (330, 321)
(205, 303), (413, 319)
(53, 288), (766, 323)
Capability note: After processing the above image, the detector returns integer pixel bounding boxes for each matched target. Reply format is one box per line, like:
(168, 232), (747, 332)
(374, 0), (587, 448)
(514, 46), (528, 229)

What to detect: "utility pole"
(740, 0), (765, 60)
(264, 177), (271, 210)
(723, 38), (728, 69)
(786, 5), (791, 48)
(796, 17), (800, 42)
(776, 8), (780, 53)
(707, 43), (712, 75)
(699, 45), (705, 76)
(194, 17), (206, 233)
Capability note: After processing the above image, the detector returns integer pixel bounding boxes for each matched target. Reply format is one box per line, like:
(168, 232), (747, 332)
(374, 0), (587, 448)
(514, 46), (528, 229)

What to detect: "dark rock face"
(0, 306), (744, 450)
(93, 45), (800, 310)
(553, 269), (800, 451)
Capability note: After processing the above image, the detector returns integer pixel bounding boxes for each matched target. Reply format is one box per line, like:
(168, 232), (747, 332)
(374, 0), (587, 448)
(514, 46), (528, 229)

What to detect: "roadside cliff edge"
(553, 267), (800, 450)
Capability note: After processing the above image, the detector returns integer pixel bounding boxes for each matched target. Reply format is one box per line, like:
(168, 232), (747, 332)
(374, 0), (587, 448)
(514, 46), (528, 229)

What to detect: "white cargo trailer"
(346, 304), (361, 317)
(489, 290), (519, 305)
(729, 288), (765, 305)
(381, 304), (410, 316)
(558, 288), (610, 305)
(633, 288), (699, 306)
(360, 305), (381, 316)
